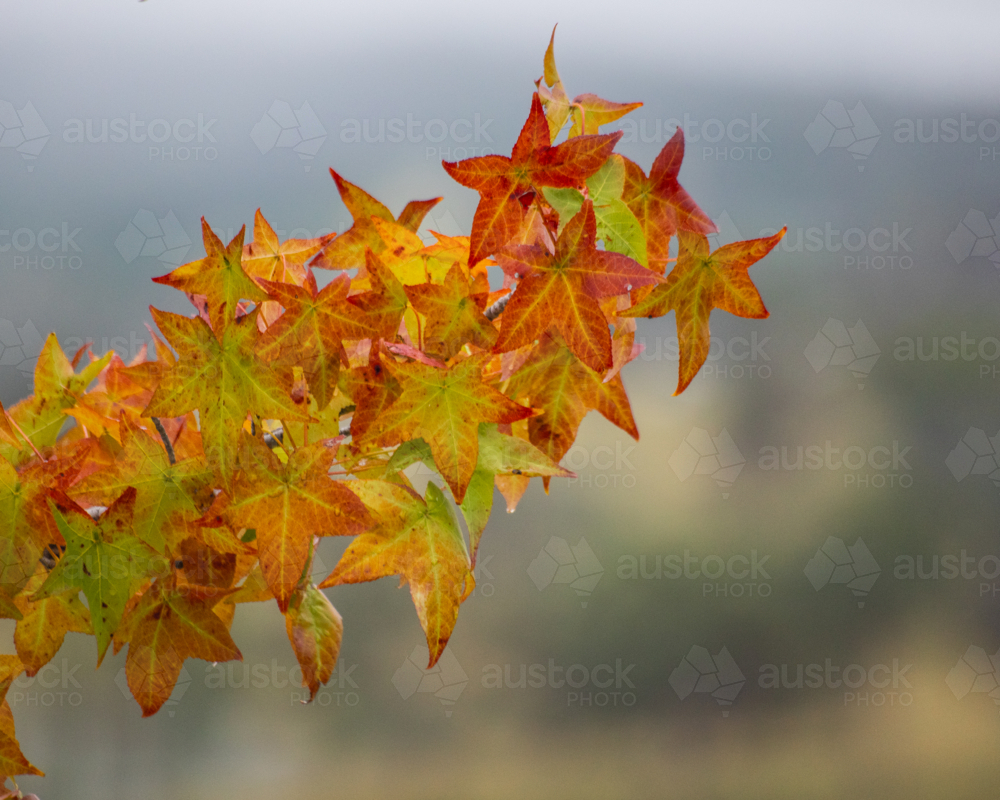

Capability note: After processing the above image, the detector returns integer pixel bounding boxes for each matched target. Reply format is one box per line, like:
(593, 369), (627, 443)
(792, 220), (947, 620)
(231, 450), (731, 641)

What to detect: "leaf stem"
(151, 417), (176, 465)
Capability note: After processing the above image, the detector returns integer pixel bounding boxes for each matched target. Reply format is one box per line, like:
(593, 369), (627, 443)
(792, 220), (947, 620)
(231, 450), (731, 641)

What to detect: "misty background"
(2, 0), (1000, 797)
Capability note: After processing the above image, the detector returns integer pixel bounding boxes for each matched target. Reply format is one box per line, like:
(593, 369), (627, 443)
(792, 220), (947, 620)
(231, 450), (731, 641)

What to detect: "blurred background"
(3, 0), (1000, 797)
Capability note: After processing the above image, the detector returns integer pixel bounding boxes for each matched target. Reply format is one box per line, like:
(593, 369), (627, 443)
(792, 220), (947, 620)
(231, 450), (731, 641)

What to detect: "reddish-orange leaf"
(339, 342), (401, 444)
(359, 354), (535, 502)
(505, 329), (638, 487)
(494, 200), (662, 373)
(404, 264), (498, 360)
(443, 93), (623, 266)
(243, 209), (335, 325)
(311, 170), (441, 271)
(243, 209), (333, 286)
(348, 250), (409, 342)
(620, 130), (716, 273)
(0, 661), (42, 777)
(319, 480), (471, 666)
(152, 220), (266, 333)
(13, 566), (91, 677)
(284, 583), (343, 702)
(143, 307), (309, 487)
(212, 436), (372, 612)
(72, 414), (215, 554)
(257, 273), (373, 410)
(621, 228), (786, 394)
(119, 580), (241, 716)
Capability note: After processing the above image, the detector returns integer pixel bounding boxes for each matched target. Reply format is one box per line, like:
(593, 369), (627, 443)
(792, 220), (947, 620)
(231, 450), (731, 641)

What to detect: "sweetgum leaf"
(72, 414), (215, 554)
(143, 307), (309, 488)
(284, 583), (343, 702)
(620, 130), (717, 273)
(152, 220), (266, 334)
(257, 273), (373, 410)
(311, 170), (441, 271)
(320, 480), (471, 666)
(359, 354), (535, 503)
(442, 93), (622, 266)
(13, 566), (92, 677)
(0, 665), (42, 777)
(34, 489), (160, 665)
(621, 228), (786, 394)
(459, 423), (573, 564)
(494, 201), (662, 372)
(505, 329), (638, 488)
(212, 436), (371, 612)
(2, 335), (112, 466)
(118, 580), (241, 716)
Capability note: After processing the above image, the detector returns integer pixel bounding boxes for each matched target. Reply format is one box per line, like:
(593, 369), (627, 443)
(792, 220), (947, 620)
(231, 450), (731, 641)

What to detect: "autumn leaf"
(242, 209), (335, 325)
(0, 449), (92, 597)
(620, 130), (717, 273)
(320, 480), (470, 666)
(257, 272), (373, 410)
(211, 436), (372, 612)
(505, 329), (638, 486)
(72, 414), (215, 554)
(359, 354), (535, 503)
(118, 580), (241, 716)
(543, 154), (648, 266)
(404, 264), (498, 360)
(339, 342), (401, 444)
(458, 423), (573, 564)
(493, 200), (662, 373)
(143, 307), (310, 487)
(311, 170), (441, 271)
(33, 488), (162, 665)
(284, 583), (342, 702)
(535, 26), (642, 140)
(243, 208), (332, 286)
(621, 228), (786, 394)
(348, 250), (409, 342)
(13, 565), (91, 677)
(442, 92), (623, 266)
(153, 220), (266, 333)
(0, 657), (42, 778)
(1, 335), (112, 466)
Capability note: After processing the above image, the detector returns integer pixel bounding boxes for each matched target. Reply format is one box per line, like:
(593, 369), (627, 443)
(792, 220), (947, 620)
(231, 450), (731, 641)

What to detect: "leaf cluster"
(0, 27), (783, 784)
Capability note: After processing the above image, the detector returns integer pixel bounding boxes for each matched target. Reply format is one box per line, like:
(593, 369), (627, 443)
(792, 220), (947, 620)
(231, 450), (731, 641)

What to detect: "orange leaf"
(621, 228), (786, 394)
(319, 480), (470, 666)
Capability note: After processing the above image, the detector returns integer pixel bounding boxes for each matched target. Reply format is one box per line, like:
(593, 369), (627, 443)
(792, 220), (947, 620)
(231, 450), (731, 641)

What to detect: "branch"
(485, 291), (513, 321)
(151, 417), (176, 465)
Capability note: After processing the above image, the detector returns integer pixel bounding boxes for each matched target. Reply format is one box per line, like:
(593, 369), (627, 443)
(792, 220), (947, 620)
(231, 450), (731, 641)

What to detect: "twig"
(151, 417), (176, 465)
(485, 291), (513, 321)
